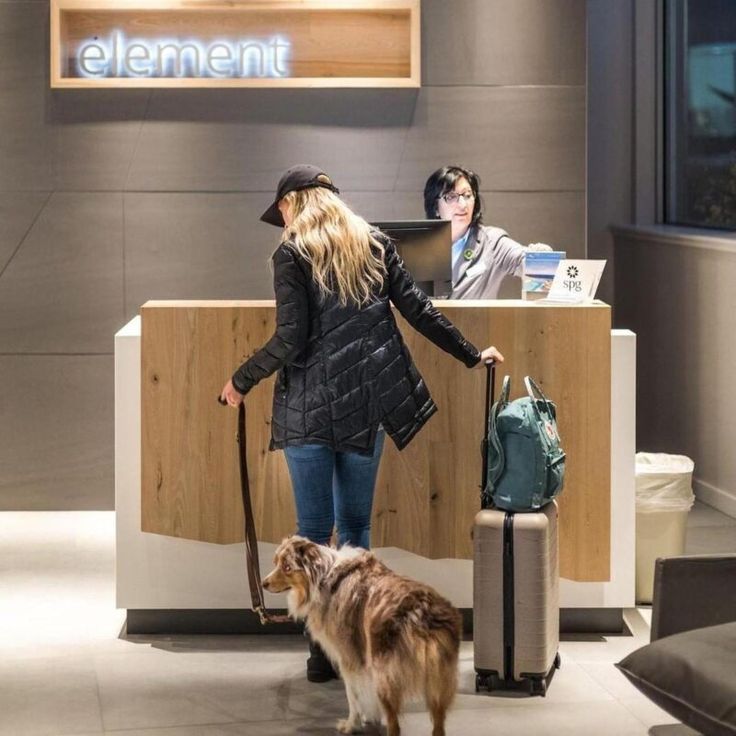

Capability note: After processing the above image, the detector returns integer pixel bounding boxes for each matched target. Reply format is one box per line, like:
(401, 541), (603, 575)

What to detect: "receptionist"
(424, 165), (552, 299)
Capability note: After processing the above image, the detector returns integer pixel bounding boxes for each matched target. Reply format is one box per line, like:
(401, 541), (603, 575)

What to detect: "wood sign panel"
(50, 0), (420, 88)
(141, 301), (612, 583)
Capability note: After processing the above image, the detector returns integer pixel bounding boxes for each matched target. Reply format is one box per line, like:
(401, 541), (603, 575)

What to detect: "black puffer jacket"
(232, 238), (481, 455)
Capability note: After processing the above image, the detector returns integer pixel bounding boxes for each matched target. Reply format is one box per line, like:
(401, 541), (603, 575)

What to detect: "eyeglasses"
(441, 191), (475, 206)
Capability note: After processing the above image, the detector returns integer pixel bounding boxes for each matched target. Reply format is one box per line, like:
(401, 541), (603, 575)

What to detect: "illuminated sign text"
(77, 32), (291, 78)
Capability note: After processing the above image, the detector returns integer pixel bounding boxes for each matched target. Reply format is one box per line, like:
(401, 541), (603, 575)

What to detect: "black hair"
(423, 165), (483, 226)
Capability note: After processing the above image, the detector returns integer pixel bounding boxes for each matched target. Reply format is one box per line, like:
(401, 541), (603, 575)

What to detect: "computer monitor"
(372, 220), (452, 297)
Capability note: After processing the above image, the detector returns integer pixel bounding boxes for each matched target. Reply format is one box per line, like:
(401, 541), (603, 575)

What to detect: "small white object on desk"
(542, 259), (607, 304)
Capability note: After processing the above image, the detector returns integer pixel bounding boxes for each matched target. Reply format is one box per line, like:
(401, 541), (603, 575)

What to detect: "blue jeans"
(283, 431), (385, 549)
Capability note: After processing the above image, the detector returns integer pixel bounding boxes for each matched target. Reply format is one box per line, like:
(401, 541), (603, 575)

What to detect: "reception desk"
(116, 301), (636, 630)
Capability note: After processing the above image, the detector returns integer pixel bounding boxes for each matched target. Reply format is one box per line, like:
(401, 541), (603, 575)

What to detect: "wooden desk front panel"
(141, 301), (610, 582)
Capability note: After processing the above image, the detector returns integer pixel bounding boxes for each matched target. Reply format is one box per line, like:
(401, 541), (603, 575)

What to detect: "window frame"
(661, 0), (736, 232)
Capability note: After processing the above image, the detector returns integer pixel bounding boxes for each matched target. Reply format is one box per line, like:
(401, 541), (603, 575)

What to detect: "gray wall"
(0, 0), (586, 510)
(586, 0), (635, 305)
(614, 228), (736, 517)
(598, 0), (736, 519)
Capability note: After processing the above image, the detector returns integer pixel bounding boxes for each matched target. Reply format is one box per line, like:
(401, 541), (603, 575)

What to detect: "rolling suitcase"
(473, 362), (561, 696)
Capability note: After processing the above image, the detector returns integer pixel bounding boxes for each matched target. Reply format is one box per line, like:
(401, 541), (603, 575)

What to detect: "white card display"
(544, 260), (607, 304)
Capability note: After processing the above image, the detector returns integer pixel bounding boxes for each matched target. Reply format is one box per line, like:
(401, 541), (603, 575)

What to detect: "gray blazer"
(449, 225), (527, 300)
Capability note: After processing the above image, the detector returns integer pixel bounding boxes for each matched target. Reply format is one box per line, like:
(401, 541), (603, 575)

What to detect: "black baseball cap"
(260, 164), (340, 227)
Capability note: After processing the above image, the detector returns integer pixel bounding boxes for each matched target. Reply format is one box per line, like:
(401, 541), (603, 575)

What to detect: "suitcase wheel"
(475, 673), (492, 693)
(530, 678), (547, 697)
(554, 653), (562, 670)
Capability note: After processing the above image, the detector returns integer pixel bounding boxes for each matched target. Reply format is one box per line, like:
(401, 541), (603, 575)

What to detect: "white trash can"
(635, 452), (695, 604)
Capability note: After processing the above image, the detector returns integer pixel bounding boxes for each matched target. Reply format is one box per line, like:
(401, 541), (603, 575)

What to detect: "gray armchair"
(616, 554), (736, 736)
(651, 554), (736, 641)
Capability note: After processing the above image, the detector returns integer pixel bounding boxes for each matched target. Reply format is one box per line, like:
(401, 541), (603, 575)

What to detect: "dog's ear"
(291, 539), (329, 585)
(273, 535), (293, 563)
(291, 538), (316, 567)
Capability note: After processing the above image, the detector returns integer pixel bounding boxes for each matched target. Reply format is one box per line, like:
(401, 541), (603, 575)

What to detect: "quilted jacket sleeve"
(385, 240), (481, 368)
(231, 244), (309, 395)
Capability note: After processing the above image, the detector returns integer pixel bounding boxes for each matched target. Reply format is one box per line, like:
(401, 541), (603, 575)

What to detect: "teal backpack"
(481, 370), (566, 513)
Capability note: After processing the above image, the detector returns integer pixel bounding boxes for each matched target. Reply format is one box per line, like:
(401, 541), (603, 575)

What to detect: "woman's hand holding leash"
(219, 379), (244, 407)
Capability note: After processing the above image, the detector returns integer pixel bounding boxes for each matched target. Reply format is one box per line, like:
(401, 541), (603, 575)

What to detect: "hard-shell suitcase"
(473, 503), (560, 695)
(473, 363), (561, 696)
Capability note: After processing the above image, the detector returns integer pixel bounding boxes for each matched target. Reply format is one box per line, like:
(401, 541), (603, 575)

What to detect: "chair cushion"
(616, 622), (736, 736)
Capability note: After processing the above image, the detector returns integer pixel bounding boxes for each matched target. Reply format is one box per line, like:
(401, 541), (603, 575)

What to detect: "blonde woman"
(220, 165), (503, 680)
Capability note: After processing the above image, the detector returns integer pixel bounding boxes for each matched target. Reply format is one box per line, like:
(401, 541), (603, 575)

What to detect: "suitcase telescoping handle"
(481, 360), (496, 496)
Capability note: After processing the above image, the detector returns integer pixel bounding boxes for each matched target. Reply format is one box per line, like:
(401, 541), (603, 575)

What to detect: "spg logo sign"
(564, 264), (582, 293)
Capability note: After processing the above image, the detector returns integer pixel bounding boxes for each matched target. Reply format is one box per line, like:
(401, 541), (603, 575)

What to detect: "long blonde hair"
(280, 187), (386, 306)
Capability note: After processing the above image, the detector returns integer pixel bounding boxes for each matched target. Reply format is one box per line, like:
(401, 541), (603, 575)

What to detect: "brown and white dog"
(263, 536), (461, 736)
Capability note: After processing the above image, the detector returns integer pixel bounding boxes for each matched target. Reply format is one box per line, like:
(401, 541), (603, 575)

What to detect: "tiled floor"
(1, 501), (734, 736)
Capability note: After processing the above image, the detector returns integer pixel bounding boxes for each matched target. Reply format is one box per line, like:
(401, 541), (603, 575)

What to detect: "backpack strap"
(489, 377), (510, 484)
(524, 376), (556, 420)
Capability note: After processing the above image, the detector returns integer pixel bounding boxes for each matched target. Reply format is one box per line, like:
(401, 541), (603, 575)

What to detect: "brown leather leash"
(219, 397), (291, 625)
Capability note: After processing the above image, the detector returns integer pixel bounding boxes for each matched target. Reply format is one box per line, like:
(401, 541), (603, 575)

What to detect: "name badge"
(465, 261), (488, 280)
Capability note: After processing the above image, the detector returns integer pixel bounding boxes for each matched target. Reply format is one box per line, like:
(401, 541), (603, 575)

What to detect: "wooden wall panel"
(378, 304), (612, 581)
(141, 300), (610, 582)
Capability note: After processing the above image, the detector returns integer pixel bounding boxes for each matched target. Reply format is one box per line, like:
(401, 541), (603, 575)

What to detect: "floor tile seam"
(192, 686), (282, 726)
(96, 715), (330, 734)
(442, 697), (644, 715)
(87, 646), (307, 661)
(91, 658), (109, 735)
(98, 711), (249, 733)
(575, 660), (651, 702)
(616, 695), (671, 730)
(0, 644), (108, 659)
(444, 696), (619, 711)
(94, 716), (258, 734)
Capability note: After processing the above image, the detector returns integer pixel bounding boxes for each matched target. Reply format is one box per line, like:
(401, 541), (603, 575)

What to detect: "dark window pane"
(665, 0), (736, 229)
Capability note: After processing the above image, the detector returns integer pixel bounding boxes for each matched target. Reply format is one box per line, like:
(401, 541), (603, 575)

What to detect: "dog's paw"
(336, 717), (363, 734)
(360, 716), (383, 733)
